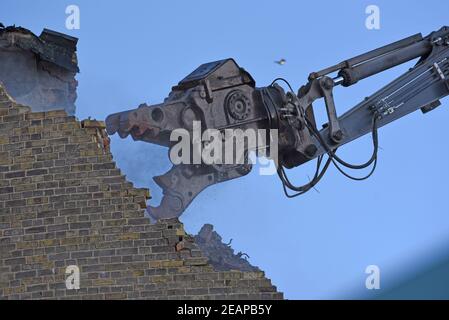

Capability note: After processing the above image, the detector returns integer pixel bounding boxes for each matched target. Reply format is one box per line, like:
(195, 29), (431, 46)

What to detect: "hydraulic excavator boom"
(106, 26), (449, 220)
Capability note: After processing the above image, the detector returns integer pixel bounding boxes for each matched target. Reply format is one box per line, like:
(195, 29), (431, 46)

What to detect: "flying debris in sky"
(275, 58), (286, 65)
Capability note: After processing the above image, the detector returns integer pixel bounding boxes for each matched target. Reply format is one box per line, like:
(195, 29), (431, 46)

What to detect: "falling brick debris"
(194, 224), (261, 272)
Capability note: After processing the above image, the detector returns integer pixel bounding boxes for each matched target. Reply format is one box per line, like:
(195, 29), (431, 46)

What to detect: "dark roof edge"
(0, 24), (79, 73)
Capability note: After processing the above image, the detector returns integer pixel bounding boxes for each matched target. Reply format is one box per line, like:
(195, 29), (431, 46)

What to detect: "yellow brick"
(81, 119), (106, 129)
(118, 233), (140, 240)
(26, 112), (46, 120)
(152, 275), (172, 283)
(177, 266), (191, 274)
(40, 239), (59, 247)
(79, 150), (96, 157)
(104, 219), (126, 227)
(60, 237), (82, 245)
(242, 272), (265, 280)
(71, 164), (92, 172)
(93, 279), (115, 286)
(176, 228), (186, 237)
(4, 286), (25, 295)
(149, 261), (162, 268)
(70, 136), (93, 144)
(26, 197), (49, 205)
(128, 188), (151, 199)
(14, 155), (35, 163)
(83, 236), (103, 243)
(84, 128), (98, 135)
(161, 260), (184, 268)
(132, 270), (144, 277)
(28, 126), (44, 134)
(20, 149), (32, 156)
(26, 255), (49, 264)
(15, 127), (30, 135)
(41, 261), (53, 269)
(21, 277), (42, 285)
(105, 293), (127, 300)
(14, 184), (36, 192)
(58, 122), (80, 130)
(135, 197), (147, 209)
(16, 241), (38, 250)
(150, 260), (184, 268)
(14, 163), (34, 170)
(45, 110), (68, 118)
(26, 140), (47, 147)
(0, 152), (11, 165)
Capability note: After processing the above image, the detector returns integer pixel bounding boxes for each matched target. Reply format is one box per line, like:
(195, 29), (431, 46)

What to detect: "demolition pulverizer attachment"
(106, 27), (449, 220)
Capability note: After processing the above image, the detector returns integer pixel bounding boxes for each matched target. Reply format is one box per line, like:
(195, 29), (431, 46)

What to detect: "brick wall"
(0, 84), (282, 300)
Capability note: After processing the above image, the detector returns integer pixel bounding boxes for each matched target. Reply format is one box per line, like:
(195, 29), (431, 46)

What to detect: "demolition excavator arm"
(106, 26), (449, 220)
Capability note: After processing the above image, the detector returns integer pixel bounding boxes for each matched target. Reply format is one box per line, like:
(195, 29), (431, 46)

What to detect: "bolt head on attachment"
(321, 77), (334, 90)
(332, 130), (343, 143)
(305, 144), (318, 158)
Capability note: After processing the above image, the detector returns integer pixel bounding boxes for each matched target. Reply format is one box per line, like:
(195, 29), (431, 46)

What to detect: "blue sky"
(3, 0), (449, 299)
